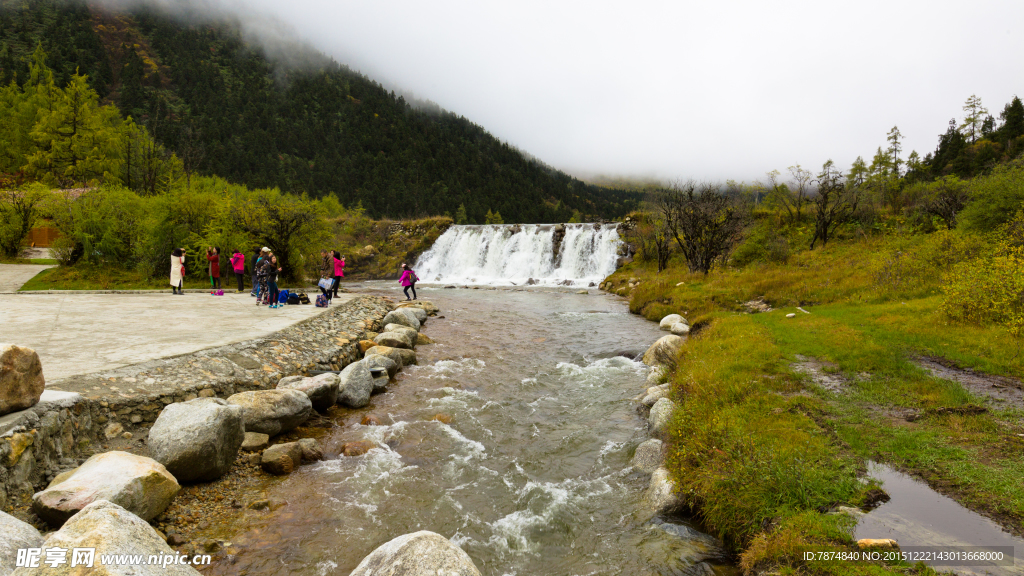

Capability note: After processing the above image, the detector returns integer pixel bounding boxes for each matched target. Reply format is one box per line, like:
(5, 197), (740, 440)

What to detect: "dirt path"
(916, 357), (1024, 406)
(0, 263), (53, 293)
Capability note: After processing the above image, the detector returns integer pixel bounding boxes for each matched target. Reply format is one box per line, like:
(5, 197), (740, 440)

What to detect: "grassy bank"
(606, 225), (1024, 574)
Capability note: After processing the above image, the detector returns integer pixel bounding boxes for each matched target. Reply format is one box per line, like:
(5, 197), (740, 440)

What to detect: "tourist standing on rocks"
(256, 248), (272, 306)
(170, 248), (186, 295)
(332, 250), (345, 298)
(318, 249), (334, 302)
(267, 254), (283, 308)
(399, 263), (418, 301)
(206, 247), (221, 291)
(230, 249), (246, 292)
(250, 248), (262, 298)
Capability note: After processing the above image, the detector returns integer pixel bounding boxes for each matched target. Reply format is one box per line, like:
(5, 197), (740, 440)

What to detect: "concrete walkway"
(0, 263), (53, 293)
(0, 291), (356, 382)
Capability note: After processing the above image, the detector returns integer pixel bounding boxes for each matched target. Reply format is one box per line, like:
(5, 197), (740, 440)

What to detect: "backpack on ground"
(287, 293), (300, 305)
(297, 292), (310, 305)
(278, 289), (290, 303)
(315, 294), (329, 308)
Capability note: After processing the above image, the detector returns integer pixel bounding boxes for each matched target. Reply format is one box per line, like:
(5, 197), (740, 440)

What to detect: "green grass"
(0, 257), (58, 265)
(608, 228), (1022, 574)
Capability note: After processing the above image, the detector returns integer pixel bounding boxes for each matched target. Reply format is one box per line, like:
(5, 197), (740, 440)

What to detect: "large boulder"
(226, 389), (312, 437)
(365, 346), (417, 368)
(669, 322), (690, 336)
(648, 397), (676, 435)
(384, 324), (419, 340)
(645, 365), (667, 388)
(363, 354), (399, 379)
(383, 309), (420, 331)
(401, 306), (428, 323)
(659, 314), (685, 331)
(337, 362), (374, 408)
(32, 451), (179, 526)
(644, 467), (683, 515)
(277, 373), (339, 412)
(375, 331), (414, 350)
(13, 500), (201, 575)
(0, 344), (45, 416)
(631, 439), (664, 473)
(350, 530), (481, 576)
(148, 397), (245, 483)
(1, 510), (43, 575)
(642, 335), (685, 368)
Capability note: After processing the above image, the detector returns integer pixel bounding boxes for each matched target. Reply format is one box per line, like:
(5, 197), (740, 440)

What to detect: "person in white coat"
(170, 248), (186, 295)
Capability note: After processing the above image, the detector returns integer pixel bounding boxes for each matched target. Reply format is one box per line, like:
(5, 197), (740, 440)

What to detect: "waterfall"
(415, 223), (622, 286)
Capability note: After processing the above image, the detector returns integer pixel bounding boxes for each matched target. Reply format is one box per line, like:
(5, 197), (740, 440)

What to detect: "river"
(202, 285), (733, 576)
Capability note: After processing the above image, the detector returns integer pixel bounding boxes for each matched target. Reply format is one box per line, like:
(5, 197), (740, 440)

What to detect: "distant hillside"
(0, 0), (641, 222)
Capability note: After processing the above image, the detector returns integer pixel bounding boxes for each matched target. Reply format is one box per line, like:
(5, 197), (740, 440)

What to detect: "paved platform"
(0, 264), (53, 293)
(0, 291), (356, 382)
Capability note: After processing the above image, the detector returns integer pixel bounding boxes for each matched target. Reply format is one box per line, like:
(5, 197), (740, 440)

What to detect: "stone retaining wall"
(0, 295), (393, 511)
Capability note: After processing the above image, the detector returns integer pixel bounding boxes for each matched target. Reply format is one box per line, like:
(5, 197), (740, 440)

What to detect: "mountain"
(0, 0), (641, 222)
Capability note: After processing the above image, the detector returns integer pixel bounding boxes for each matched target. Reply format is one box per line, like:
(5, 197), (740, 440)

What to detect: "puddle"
(856, 462), (1023, 575)
(916, 357), (1024, 406)
(791, 354), (847, 393)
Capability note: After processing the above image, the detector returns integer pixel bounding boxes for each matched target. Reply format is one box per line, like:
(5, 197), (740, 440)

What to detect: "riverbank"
(603, 237), (1024, 574)
(0, 295), (393, 512)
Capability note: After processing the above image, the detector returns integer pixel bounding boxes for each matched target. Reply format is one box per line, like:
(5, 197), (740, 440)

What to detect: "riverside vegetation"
(605, 114), (1024, 573)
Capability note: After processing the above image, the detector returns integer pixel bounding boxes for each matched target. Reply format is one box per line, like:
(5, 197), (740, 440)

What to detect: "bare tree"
(810, 160), (859, 248)
(656, 181), (744, 274)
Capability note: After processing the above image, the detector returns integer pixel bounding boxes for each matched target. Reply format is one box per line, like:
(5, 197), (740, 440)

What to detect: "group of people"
(170, 246), (420, 302)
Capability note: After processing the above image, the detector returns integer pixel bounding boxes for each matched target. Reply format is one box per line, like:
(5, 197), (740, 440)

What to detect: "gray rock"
(226, 389), (312, 437)
(297, 438), (323, 461)
(0, 343), (45, 416)
(644, 467), (682, 515)
(261, 442), (302, 475)
(384, 324), (419, 340)
(669, 322), (690, 336)
(397, 300), (439, 316)
(0, 510), (43, 575)
(645, 365), (667, 388)
(659, 314), (684, 331)
(363, 354), (399, 378)
(383, 309), (421, 331)
(32, 451), (180, 526)
(648, 397), (676, 435)
(241, 431), (270, 451)
(277, 373), (339, 412)
(641, 384), (670, 407)
(13, 500), (201, 576)
(338, 362), (374, 408)
(375, 331), (414, 349)
(631, 439), (664, 473)
(276, 375), (305, 387)
(642, 335), (685, 368)
(402, 307), (428, 323)
(148, 397), (245, 483)
(350, 530), (481, 576)
(365, 346), (417, 368)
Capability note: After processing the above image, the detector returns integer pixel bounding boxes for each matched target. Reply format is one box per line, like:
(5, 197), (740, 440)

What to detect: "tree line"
(0, 0), (641, 223)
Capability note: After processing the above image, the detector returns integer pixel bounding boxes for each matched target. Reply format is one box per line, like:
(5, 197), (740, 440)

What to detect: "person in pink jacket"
(399, 263), (418, 301)
(230, 249), (247, 292)
(332, 250), (345, 298)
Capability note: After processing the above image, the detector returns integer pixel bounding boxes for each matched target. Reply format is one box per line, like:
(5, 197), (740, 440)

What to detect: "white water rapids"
(415, 223), (622, 286)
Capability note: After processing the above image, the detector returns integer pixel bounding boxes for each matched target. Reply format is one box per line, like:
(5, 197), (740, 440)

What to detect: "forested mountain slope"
(0, 0), (641, 222)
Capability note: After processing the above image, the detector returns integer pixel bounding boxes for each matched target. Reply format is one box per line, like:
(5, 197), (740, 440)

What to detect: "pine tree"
(1000, 96), (1024, 141)
(960, 94), (988, 144)
(886, 126), (903, 178)
(455, 203), (467, 224)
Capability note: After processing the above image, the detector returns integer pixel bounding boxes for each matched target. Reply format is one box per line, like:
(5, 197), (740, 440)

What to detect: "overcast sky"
(225, 0), (1022, 183)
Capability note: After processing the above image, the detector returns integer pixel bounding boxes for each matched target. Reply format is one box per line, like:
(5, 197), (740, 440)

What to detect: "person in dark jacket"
(267, 254), (283, 308)
(250, 248), (262, 297)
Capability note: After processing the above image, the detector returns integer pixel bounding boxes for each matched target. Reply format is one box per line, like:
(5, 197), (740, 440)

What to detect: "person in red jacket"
(206, 247), (221, 291)
(399, 263), (418, 301)
(229, 249), (246, 292)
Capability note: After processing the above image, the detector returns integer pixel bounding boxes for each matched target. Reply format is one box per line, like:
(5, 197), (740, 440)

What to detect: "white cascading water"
(415, 223), (622, 286)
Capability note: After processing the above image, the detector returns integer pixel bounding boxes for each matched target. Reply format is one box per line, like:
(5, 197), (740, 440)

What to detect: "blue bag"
(278, 290), (290, 304)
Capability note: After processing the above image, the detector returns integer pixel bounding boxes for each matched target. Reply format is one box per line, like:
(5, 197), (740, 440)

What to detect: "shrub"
(731, 218), (790, 267)
(959, 160), (1024, 231)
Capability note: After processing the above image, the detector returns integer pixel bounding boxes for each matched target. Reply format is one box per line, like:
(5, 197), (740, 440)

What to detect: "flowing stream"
(203, 286), (734, 576)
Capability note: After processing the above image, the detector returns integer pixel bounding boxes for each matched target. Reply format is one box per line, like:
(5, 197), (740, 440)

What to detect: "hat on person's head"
(261, 247), (270, 252)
